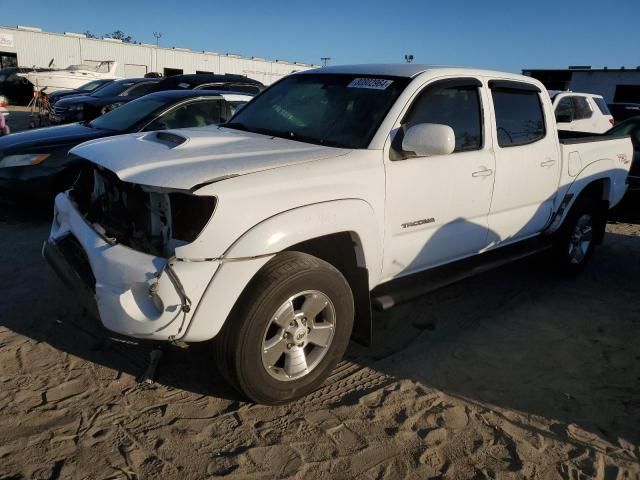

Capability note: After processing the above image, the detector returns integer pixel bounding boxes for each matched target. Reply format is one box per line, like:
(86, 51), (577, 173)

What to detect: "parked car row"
(48, 74), (264, 125)
(0, 89), (253, 198)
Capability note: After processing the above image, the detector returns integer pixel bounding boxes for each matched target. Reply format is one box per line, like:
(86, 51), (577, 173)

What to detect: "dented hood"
(70, 127), (351, 190)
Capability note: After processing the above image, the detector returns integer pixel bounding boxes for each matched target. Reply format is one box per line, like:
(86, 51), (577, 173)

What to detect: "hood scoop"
(146, 131), (187, 148)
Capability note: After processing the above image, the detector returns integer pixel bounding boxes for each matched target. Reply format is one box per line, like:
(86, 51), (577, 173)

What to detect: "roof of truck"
(299, 64), (526, 79)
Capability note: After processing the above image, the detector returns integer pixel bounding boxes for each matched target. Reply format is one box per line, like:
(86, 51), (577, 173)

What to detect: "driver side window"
(403, 83), (483, 152)
(145, 99), (225, 131)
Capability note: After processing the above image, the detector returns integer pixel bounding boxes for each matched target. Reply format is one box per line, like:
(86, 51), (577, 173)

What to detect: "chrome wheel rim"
(261, 290), (336, 381)
(568, 214), (593, 264)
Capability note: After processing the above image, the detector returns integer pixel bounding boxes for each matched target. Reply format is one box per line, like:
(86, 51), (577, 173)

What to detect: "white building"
(523, 66), (640, 104)
(0, 25), (315, 84)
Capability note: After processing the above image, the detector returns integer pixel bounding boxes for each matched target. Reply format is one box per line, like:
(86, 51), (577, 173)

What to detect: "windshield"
(92, 81), (137, 98)
(226, 74), (410, 148)
(78, 80), (107, 92)
(90, 96), (167, 132)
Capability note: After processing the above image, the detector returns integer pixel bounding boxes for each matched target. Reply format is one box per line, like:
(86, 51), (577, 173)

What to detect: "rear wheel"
(214, 251), (354, 404)
(552, 195), (603, 274)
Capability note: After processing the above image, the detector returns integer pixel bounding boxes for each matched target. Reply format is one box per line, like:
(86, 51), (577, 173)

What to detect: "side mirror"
(556, 113), (573, 123)
(402, 123), (455, 157)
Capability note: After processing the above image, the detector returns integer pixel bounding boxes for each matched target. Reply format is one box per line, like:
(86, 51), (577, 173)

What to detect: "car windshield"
(92, 81), (138, 98)
(226, 74), (410, 148)
(78, 80), (107, 92)
(89, 96), (167, 132)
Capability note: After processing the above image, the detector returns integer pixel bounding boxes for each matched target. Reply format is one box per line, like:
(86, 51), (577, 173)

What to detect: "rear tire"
(214, 251), (354, 404)
(551, 195), (603, 274)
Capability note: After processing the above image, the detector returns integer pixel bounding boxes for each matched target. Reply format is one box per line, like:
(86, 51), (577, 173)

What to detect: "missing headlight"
(169, 193), (217, 243)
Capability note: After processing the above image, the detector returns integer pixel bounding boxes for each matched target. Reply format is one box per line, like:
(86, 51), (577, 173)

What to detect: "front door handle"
(540, 159), (556, 167)
(472, 168), (493, 177)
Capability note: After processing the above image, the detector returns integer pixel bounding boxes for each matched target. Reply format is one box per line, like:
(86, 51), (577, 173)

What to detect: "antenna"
(404, 54), (414, 64)
(153, 32), (162, 47)
(320, 57), (331, 67)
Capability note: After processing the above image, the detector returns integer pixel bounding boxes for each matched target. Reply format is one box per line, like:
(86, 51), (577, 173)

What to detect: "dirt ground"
(0, 202), (639, 479)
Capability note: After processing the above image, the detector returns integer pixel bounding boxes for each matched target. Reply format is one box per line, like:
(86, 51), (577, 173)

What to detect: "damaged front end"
(70, 161), (216, 257)
(44, 160), (220, 341)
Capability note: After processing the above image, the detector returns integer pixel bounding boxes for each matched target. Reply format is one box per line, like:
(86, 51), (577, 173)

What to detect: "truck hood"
(70, 127), (351, 190)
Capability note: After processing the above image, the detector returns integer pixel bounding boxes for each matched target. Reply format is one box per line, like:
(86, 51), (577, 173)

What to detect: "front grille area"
(72, 162), (165, 256)
(70, 160), (216, 257)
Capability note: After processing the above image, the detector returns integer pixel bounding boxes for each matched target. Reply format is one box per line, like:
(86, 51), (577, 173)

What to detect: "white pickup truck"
(44, 65), (632, 404)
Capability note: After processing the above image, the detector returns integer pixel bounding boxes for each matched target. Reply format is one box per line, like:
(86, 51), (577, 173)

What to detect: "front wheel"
(214, 251), (354, 404)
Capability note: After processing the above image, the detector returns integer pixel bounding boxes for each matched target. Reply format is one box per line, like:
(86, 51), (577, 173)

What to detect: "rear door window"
(555, 97), (575, 121)
(572, 96), (592, 120)
(492, 89), (546, 147)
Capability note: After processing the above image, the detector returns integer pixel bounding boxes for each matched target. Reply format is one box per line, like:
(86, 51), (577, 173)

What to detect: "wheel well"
(286, 232), (372, 345)
(576, 179), (610, 244)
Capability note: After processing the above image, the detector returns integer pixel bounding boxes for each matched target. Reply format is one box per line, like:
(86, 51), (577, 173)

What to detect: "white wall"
(0, 26), (314, 84)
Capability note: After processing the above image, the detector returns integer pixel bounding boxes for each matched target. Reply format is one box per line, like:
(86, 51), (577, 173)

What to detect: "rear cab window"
(490, 80), (545, 147)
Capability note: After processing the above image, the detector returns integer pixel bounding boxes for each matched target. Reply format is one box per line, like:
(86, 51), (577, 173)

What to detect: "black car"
(608, 103), (640, 125)
(50, 78), (161, 124)
(149, 73), (265, 95)
(46, 79), (115, 106)
(607, 116), (640, 191)
(0, 90), (252, 199)
(0, 67), (53, 105)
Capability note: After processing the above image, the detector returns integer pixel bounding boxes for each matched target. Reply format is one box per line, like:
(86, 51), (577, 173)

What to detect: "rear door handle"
(540, 159), (556, 167)
(472, 168), (493, 177)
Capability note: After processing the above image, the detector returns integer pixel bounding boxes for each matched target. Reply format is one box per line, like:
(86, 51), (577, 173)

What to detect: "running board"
(371, 237), (552, 311)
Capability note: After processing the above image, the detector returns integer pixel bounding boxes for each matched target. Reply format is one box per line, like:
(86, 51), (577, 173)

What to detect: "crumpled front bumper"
(44, 192), (220, 341)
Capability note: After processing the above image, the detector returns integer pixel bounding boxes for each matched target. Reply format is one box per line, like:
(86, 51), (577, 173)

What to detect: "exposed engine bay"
(69, 161), (216, 257)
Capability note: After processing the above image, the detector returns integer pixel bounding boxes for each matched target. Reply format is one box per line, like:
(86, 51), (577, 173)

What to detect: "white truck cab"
(45, 65), (633, 404)
(550, 90), (614, 134)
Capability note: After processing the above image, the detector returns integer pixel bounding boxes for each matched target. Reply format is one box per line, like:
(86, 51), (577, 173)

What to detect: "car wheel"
(214, 251), (354, 404)
(552, 195), (602, 274)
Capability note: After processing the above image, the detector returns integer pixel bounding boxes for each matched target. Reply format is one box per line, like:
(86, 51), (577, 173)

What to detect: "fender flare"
(547, 158), (622, 232)
(180, 199), (383, 342)
(223, 198), (383, 285)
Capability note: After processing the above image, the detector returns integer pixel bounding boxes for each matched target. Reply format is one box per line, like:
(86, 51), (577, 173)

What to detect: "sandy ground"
(0, 204), (639, 479)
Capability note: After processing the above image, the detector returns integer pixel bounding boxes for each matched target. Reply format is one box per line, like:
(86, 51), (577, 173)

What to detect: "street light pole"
(153, 32), (162, 47)
(404, 54), (414, 64)
(321, 57), (331, 67)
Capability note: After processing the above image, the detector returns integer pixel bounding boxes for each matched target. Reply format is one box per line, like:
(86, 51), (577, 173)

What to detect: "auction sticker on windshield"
(348, 78), (394, 90)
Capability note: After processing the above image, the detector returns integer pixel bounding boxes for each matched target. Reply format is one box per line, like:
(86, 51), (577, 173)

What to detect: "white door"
(487, 81), (561, 246)
(383, 78), (496, 281)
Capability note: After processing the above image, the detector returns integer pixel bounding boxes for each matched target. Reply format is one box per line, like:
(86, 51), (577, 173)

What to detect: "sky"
(1, 0), (639, 73)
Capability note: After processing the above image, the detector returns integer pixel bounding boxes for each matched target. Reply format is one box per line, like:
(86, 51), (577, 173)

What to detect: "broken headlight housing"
(70, 162), (216, 257)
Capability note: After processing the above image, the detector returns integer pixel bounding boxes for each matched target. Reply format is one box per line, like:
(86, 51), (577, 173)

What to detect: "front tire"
(214, 251), (354, 404)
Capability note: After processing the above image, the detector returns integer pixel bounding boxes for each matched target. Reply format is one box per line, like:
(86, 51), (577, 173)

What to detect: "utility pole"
(153, 32), (162, 47)
(321, 57), (331, 67)
(404, 54), (414, 64)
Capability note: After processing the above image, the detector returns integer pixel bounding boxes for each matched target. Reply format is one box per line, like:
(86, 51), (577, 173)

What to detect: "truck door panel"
(383, 78), (496, 280)
(487, 82), (561, 245)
